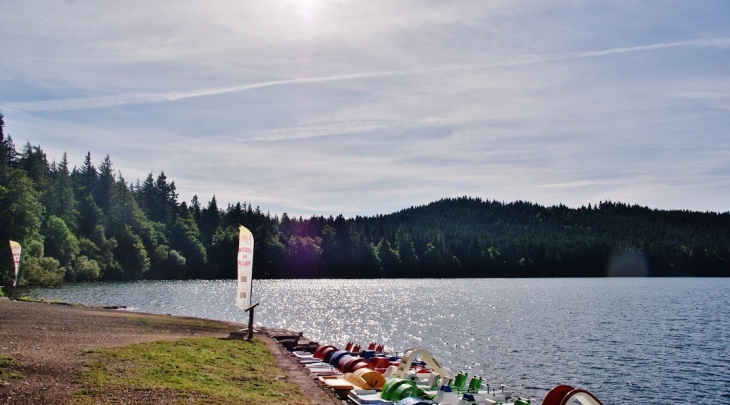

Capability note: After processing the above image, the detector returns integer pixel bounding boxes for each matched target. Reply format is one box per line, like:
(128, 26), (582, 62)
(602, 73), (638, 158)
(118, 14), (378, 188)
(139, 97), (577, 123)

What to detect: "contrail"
(2, 71), (406, 112)
(470, 38), (730, 68)
(245, 121), (388, 141)
(564, 38), (730, 59)
(3, 38), (728, 113)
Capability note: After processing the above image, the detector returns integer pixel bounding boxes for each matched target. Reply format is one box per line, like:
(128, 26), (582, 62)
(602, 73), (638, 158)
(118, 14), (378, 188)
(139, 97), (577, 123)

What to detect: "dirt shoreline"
(0, 298), (339, 405)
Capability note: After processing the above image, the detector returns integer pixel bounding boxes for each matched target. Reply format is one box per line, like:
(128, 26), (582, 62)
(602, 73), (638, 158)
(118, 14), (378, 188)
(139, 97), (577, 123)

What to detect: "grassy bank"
(74, 337), (310, 405)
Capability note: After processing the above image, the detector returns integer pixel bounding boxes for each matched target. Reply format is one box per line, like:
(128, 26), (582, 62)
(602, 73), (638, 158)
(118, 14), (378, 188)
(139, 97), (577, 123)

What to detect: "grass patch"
(0, 354), (22, 384)
(124, 315), (232, 331)
(14, 295), (60, 304)
(73, 337), (309, 405)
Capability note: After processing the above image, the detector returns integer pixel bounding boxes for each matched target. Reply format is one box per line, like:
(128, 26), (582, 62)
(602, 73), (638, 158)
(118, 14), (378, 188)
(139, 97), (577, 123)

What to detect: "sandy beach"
(0, 298), (338, 405)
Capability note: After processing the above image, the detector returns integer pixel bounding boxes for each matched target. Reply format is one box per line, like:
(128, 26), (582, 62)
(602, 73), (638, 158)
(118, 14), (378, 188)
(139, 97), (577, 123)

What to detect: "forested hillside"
(1, 112), (728, 286)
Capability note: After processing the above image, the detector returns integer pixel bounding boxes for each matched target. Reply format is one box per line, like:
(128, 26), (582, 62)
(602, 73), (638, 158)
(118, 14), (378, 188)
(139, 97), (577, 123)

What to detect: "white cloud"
(5, 37), (730, 113)
(1, 1), (729, 215)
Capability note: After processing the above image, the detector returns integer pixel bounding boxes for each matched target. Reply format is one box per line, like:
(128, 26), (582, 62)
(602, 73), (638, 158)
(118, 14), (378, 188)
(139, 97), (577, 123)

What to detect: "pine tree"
(45, 152), (79, 231)
(199, 195), (220, 245)
(0, 111), (19, 172)
(76, 152), (98, 192)
(137, 173), (155, 217)
(152, 171), (177, 224)
(94, 154), (114, 213)
(19, 143), (50, 191)
(190, 195), (202, 223)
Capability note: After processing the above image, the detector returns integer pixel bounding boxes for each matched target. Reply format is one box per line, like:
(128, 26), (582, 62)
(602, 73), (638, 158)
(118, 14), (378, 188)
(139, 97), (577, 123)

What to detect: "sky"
(1, 1), (729, 217)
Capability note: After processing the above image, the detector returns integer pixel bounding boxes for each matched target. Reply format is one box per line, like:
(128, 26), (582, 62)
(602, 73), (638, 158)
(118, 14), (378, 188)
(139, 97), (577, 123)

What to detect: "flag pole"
(244, 303), (260, 341)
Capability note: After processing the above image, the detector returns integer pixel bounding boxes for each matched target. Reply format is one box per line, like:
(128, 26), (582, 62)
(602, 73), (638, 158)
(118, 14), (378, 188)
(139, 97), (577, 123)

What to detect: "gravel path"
(0, 298), (338, 405)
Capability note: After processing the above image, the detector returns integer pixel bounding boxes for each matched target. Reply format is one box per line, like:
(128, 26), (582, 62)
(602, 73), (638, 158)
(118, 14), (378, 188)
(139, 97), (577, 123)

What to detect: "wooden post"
(245, 302), (260, 341)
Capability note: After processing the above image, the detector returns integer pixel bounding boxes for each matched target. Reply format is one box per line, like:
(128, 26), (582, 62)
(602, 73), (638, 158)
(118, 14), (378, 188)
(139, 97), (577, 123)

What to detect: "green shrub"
(22, 256), (64, 286)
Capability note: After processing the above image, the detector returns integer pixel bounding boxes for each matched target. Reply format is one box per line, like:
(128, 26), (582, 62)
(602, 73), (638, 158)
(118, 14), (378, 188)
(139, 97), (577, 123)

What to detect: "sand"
(0, 298), (339, 405)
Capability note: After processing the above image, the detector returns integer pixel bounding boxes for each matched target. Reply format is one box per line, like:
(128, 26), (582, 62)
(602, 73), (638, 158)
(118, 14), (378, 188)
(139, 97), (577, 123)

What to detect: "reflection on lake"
(26, 278), (730, 404)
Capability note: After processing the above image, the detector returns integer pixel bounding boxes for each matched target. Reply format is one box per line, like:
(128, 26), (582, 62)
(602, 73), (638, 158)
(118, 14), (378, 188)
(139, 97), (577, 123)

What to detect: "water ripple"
(25, 278), (730, 404)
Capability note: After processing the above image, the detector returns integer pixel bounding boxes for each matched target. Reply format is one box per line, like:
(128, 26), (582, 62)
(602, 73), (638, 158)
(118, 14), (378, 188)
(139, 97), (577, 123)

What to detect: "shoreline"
(0, 298), (339, 404)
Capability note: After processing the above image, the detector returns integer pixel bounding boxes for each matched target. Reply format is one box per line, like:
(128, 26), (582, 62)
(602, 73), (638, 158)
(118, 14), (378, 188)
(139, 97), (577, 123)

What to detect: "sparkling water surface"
(25, 278), (730, 404)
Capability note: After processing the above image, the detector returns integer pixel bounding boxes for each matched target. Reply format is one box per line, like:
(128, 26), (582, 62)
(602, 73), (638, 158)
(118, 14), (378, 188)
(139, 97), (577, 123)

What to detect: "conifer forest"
(1, 112), (728, 286)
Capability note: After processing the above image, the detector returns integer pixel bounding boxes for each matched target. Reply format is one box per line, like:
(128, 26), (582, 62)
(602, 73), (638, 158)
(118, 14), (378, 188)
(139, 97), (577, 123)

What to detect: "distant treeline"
(0, 112), (728, 286)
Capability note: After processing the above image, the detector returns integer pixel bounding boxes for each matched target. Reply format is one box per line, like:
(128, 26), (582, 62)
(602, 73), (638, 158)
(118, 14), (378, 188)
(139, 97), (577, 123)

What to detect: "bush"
(66, 256), (101, 282)
(22, 256), (64, 286)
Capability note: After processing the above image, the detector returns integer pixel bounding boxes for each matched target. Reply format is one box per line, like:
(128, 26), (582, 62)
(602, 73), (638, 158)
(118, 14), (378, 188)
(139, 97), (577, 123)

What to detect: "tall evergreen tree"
(396, 228), (419, 275)
(71, 152), (103, 237)
(19, 143), (50, 192)
(377, 239), (400, 277)
(75, 152), (98, 192)
(0, 111), (19, 172)
(190, 194), (202, 223)
(45, 152), (79, 231)
(94, 154), (114, 213)
(153, 171), (177, 224)
(136, 173), (156, 217)
(199, 195), (220, 245)
(254, 219), (286, 279)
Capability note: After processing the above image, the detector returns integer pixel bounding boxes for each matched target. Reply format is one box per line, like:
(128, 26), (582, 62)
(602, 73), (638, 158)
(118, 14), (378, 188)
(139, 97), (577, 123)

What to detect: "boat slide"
(387, 347), (455, 381)
(287, 340), (604, 405)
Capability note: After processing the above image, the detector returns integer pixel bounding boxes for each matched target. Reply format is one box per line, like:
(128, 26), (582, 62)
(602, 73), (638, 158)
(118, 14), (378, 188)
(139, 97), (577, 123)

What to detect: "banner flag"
(235, 226), (254, 310)
(9, 241), (21, 288)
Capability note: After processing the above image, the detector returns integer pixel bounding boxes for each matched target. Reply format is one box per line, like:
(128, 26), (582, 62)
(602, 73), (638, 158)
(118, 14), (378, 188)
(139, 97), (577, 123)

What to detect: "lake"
(23, 278), (730, 404)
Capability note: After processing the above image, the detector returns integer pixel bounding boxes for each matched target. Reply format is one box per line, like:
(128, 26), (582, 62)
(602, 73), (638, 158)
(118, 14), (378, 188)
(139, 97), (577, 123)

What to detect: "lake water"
(23, 278), (729, 404)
